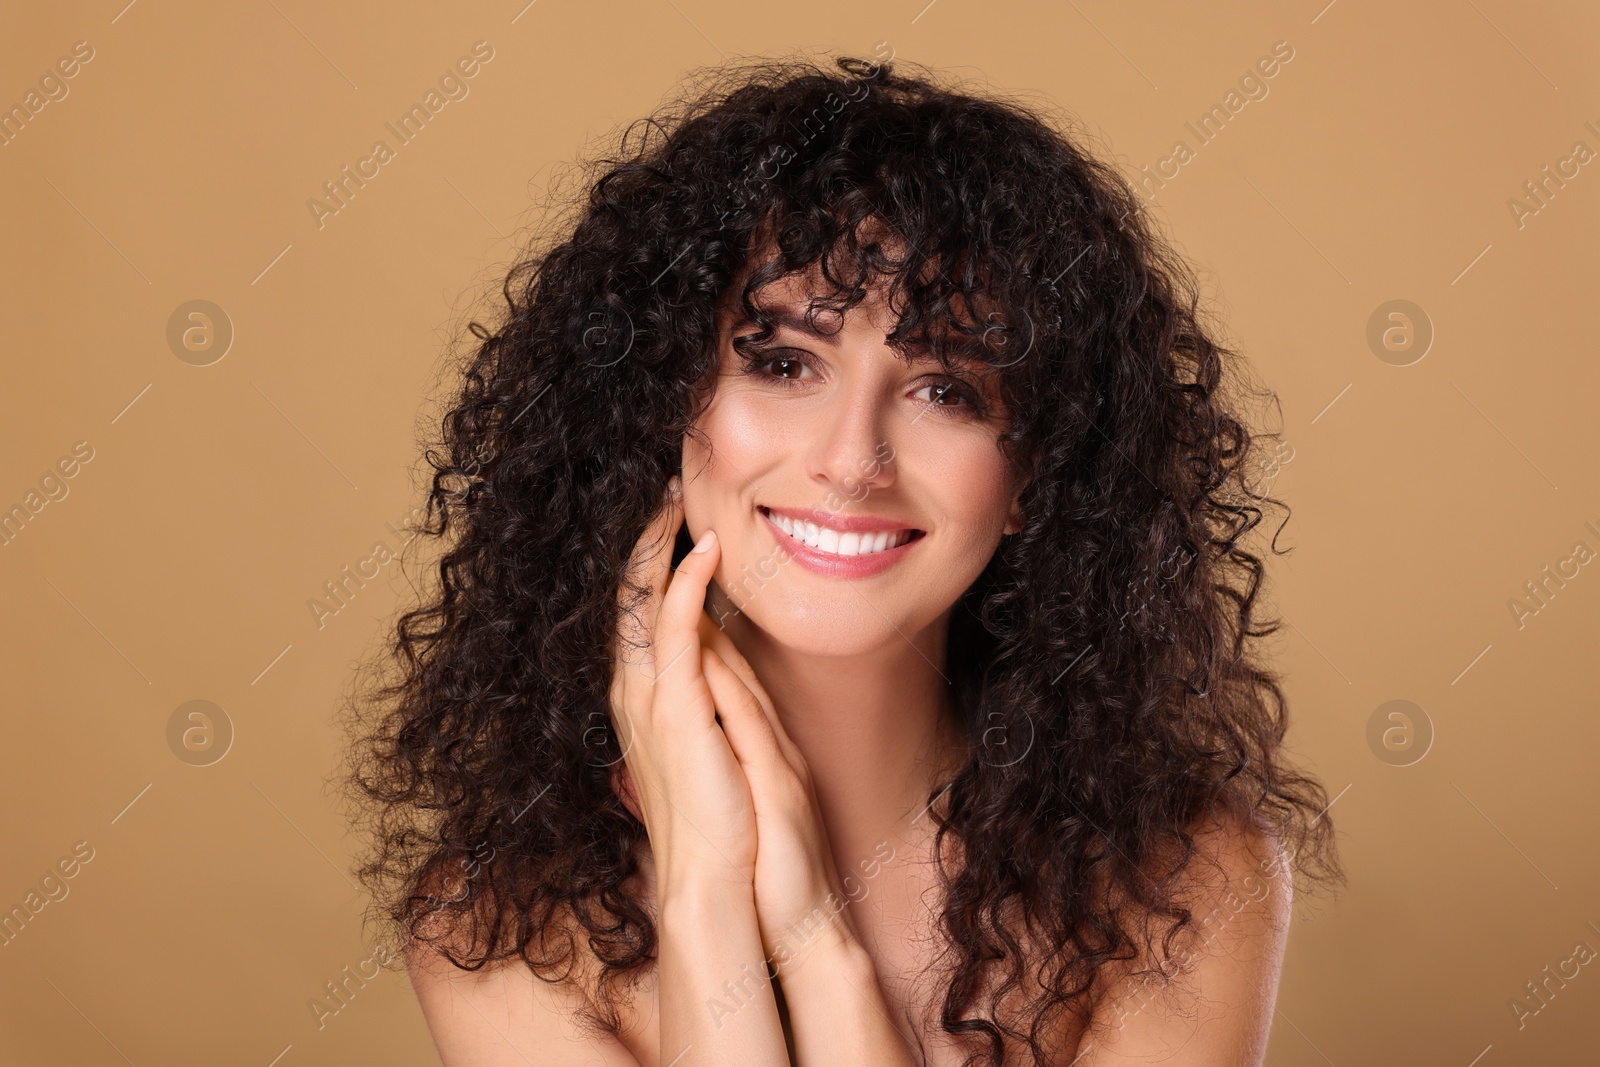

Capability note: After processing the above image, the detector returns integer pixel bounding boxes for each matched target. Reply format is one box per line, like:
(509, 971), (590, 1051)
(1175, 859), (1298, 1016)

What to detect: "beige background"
(3, 0), (1598, 1063)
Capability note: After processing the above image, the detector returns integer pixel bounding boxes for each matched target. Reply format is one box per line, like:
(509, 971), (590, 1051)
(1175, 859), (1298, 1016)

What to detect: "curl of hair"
(345, 51), (1344, 1066)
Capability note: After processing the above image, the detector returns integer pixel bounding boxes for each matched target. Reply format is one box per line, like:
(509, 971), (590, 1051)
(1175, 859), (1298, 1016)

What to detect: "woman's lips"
(757, 505), (924, 579)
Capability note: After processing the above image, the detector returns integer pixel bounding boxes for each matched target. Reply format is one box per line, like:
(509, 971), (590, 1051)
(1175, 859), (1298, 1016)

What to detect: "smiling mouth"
(758, 506), (925, 557)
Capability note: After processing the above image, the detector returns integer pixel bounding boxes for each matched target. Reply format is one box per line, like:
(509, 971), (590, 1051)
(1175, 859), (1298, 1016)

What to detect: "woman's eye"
(740, 348), (815, 383)
(767, 357), (807, 380)
(915, 380), (982, 411)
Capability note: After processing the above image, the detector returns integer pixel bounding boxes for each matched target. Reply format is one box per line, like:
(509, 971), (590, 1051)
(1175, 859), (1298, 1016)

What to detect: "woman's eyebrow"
(748, 304), (997, 364)
(902, 335), (993, 363)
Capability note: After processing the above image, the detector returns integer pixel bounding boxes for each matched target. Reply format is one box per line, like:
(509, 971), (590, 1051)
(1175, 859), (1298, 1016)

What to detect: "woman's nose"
(805, 383), (896, 504)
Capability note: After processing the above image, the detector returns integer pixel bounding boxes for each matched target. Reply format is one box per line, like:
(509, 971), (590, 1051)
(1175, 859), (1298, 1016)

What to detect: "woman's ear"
(1003, 472), (1031, 535)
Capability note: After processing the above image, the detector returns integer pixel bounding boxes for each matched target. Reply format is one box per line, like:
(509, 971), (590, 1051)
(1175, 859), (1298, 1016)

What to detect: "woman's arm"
(763, 912), (921, 1067)
(657, 870), (792, 1066)
(691, 619), (921, 1066)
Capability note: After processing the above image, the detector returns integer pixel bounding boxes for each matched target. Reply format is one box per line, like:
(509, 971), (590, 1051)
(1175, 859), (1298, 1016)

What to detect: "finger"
(653, 522), (721, 686)
(697, 615), (804, 768)
(700, 646), (787, 782)
(696, 614), (773, 718)
(610, 478), (682, 747)
(616, 477), (684, 668)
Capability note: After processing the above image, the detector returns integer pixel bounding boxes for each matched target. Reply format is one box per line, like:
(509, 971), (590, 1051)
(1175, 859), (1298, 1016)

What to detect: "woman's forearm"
(769, 917), (920, 1067)
(657, 872), (792, 1067)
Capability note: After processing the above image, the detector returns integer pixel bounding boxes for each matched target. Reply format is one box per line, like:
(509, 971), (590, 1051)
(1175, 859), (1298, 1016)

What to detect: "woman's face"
(681, 265), (1026, 658)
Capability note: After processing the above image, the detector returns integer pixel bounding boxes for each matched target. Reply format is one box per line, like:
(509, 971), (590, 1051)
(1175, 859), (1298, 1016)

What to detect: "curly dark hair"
(344, 49), (1344, 1066)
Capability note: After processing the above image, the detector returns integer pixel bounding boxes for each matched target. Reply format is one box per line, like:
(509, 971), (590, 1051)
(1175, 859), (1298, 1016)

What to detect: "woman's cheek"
(936, 448), (1015, 568)
(699, 392), (787, 466)
(685, 410), (747, 488)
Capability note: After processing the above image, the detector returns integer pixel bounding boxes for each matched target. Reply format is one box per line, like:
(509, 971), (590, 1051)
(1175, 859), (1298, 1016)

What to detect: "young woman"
(347, 51), (1343, 1066)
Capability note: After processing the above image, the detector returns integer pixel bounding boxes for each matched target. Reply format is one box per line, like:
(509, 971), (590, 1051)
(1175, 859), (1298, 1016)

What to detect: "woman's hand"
(692, 604), (862, 970)
(610, 478), (859, 964)
(608, 477), (759, 897)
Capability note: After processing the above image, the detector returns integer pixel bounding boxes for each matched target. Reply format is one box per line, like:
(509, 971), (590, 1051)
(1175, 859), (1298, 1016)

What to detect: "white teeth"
(764, 509), (914, 556)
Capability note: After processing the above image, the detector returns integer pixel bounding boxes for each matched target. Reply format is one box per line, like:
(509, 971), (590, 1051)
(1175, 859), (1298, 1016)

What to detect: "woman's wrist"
(657, 864), (756, 920)
(765, 895), (869, 984)
(654, 862), (792, 1066)
(766, 921), (886, 1028)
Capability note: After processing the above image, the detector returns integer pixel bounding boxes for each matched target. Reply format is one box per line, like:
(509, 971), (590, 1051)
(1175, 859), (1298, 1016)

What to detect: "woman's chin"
(730, 596), (912, 659)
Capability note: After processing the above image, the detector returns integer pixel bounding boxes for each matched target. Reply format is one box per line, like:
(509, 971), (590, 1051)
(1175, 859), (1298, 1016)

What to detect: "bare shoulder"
(404, 864), (646, 1067)
(1074, 809), (1294, 1067)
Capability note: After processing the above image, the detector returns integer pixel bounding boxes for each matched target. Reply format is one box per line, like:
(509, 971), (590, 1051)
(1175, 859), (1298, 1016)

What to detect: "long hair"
(345, 51), (1344, 1066)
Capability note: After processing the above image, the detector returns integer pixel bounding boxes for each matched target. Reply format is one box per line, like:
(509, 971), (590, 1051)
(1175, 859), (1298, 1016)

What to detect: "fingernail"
(692, 528), (716, 553)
